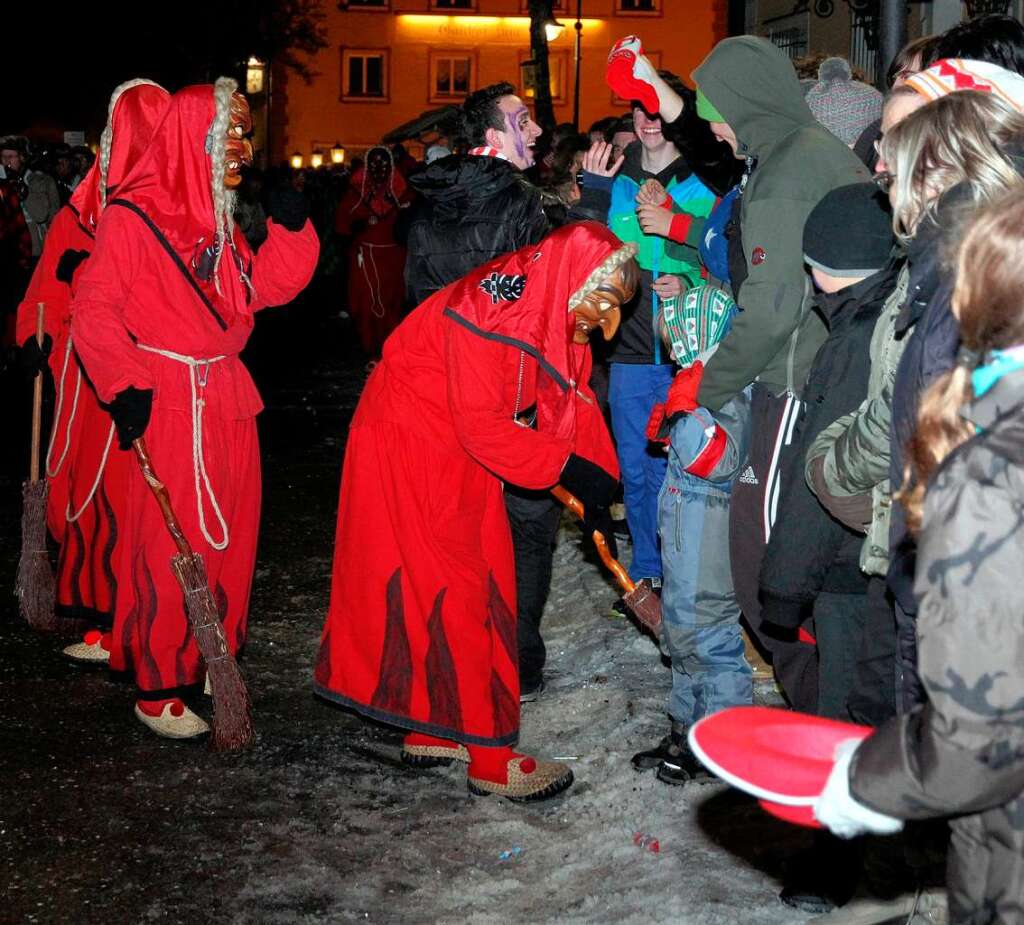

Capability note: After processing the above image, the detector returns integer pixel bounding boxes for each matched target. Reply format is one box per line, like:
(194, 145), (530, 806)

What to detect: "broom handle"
(30, 303), (45, 483)
(551, 485), (636, 594)
(132, 437), (193, 559)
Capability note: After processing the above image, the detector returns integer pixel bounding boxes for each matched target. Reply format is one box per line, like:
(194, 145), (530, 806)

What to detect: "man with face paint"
(70, 78), (319, 738)
(404, 82), (592, 701)
(316, 223), (636, 801)
(336, 145), (412, 363)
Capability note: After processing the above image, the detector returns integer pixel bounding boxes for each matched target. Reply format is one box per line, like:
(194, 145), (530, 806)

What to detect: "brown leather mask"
(224, 92), (254, 189)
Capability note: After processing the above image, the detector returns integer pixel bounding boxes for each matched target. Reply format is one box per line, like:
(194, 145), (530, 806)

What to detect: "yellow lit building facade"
(277, 0), (728, 164)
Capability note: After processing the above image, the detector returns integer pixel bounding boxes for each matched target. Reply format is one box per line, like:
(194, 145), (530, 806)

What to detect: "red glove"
(645, 402), (669, 445)
(606, 36), (660, 114)
(665, 361), (704, 418)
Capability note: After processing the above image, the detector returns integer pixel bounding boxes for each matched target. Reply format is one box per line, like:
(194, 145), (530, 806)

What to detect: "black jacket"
(403, 154), (553, 307)
(758, 264), (901, 627)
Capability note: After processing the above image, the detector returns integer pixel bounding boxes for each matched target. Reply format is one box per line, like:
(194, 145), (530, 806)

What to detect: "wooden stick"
(30, 303), (45, 484)
(551, 485), (636, 594)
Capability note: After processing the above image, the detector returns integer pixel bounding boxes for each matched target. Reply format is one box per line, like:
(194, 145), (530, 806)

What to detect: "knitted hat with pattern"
(805, 58), (883, 145)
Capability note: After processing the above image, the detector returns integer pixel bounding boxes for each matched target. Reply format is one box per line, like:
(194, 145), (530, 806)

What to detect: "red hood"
(444, 220), (629, 442)
(70, 82), (170, 234)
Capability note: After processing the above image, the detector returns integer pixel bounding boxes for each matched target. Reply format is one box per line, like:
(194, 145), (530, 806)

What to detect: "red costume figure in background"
(15, 81), (170, 648)
(71, 78), (319, 736)
(335, 145), (411, 360)
(315, 222), (637, 800)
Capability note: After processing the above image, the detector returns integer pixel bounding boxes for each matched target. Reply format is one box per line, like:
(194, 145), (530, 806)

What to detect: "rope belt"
(45, 338), (82, 478)
(136, 343), (230, 550)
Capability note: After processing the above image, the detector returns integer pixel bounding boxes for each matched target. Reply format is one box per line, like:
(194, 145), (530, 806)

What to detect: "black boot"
(631, 722), (710, 784)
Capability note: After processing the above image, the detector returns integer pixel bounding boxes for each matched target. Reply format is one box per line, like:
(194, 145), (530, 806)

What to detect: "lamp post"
(572, 0), (583, 130)
(330, 141), (346, 165)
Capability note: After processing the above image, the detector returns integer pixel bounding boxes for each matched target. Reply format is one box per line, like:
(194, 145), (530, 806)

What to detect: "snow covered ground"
(2, 330), (817, 924)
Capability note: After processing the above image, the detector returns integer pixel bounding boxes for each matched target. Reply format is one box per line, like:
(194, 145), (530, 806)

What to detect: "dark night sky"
(8, 3), (270, 140)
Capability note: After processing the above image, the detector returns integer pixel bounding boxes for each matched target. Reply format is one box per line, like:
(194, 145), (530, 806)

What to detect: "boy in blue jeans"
(633, 286), (753, 785)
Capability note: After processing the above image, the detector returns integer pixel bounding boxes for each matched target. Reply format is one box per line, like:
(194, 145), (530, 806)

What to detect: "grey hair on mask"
(568, 242), (639, 309)
(209, 76), (246, 296)
(98, 78), (165, 210)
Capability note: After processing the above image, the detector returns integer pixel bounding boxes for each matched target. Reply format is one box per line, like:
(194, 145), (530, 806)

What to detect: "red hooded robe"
(335, 152), (411, 357)
(315, 221), (622, 746)
(70, 83), (319, 697)
(15, 82), (170, 625)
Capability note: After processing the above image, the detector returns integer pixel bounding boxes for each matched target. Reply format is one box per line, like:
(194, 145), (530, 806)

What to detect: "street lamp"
(330, 141), (346, 164)
(544, 17), (565, 42)
(290, 151), (303, 169)
(310, 149), (324, 169)
(572, 0), (582, 129)
(246, 56), (266, 95)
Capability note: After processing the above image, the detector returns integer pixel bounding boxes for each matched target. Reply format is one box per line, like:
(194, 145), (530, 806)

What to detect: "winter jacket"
(691, 37), (872, 411)
(576, 142), (715, 365)
(403, 154), (552, 307)
(758, 267), (898, 627)
(850, 368), (1024, 925)
(806, 261), (910, 577)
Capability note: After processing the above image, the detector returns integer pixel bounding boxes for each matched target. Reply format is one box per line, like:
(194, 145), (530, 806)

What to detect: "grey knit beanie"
(805, 58), (883, 145)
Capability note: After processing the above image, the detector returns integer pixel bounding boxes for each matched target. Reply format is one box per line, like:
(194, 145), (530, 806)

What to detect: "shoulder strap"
(108, 199), (227, 331)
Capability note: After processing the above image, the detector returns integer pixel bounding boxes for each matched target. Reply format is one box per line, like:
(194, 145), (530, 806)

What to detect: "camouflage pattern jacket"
(849, 368), (1024, 924)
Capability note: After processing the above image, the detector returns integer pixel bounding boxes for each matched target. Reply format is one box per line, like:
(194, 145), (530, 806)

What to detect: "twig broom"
(552, 485), (663, 635)
(15, 303), (57, 631)
(133, 437), (254, 751)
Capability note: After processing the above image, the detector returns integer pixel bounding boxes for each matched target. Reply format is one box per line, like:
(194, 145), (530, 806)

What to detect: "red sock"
(467, 745), (535, 785)
(136, 698), (186, 718)
(404, 731), (460, 750)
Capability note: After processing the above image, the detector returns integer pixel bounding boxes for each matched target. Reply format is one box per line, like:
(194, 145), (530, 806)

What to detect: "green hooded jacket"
(691, 37), (871, 411)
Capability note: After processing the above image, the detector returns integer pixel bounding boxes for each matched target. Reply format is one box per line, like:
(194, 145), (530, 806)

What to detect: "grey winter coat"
(806, 262), (910, 576)
(850, 368), (1024, 925)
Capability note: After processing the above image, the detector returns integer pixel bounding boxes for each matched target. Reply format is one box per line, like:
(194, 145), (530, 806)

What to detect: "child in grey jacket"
(632, 286), (753, 785)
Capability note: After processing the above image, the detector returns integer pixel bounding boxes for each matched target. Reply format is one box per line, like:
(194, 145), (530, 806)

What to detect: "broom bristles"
(172, 551), (254, 751)
(16, 479), (57, 632)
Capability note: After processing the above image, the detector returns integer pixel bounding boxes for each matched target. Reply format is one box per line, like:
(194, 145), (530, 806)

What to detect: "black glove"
(19, 333), (53, 379)
(559, 453), (620, 558)
(109, 386), (153, 450)
(55, 248), (90, 285)
(267, 188), (309, 232)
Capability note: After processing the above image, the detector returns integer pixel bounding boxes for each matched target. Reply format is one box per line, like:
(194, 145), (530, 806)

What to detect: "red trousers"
(110, 401), (260, 697)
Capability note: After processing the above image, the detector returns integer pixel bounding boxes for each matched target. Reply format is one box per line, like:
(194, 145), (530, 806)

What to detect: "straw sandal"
(63, 629), (111, 665)
(467, 756), (574, 802)
(134, 701), (210, 739)
(401, 737), (470, 768)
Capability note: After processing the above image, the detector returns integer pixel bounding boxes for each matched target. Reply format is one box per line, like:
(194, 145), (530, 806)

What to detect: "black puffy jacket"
(403, 155), (553, 307)
(758, 264), (901, 627)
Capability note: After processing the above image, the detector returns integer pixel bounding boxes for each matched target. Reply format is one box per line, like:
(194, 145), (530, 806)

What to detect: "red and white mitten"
(606, 36), (660, 114)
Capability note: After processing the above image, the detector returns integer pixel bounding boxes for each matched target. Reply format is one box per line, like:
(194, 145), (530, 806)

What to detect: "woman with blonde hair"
(813, 189), (1024, 925)
(883, 89), (1024, 708)
(807, 90), (1024, 720)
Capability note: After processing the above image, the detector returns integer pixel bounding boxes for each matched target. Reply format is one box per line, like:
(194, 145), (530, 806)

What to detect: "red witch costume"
(70, 80), (319, 715)
(315, 222), (626, 759)
(335, 146), (411, 358)
(16, 81), (170, 633)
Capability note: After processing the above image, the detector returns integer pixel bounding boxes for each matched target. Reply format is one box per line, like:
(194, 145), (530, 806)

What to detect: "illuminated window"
(518, 50), (569, 105)
(430, 51), (476, 102)
(616, 0), (660, 12)
(341, 49), (389, 101)
(431, 0), (476, 9)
